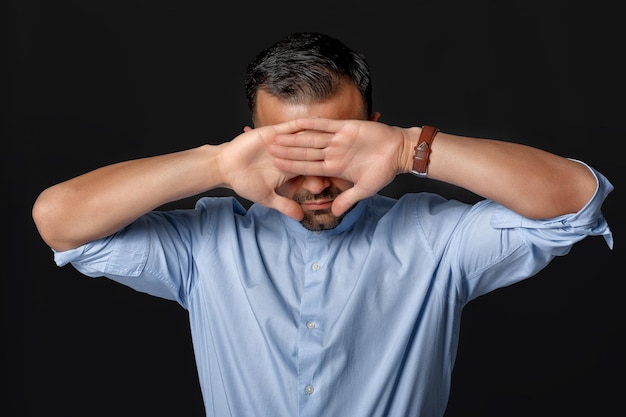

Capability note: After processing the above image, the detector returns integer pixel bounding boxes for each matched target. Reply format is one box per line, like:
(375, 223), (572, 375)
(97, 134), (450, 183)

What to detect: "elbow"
(32, 188), (72, 252)
(564, 162), (599, 214)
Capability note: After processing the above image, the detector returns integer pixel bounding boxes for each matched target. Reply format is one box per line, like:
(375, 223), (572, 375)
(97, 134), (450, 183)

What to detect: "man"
(32, 32), (613, 416)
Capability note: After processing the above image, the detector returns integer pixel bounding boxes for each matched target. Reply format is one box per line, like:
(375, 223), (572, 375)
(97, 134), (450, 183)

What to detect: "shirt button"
(305, 385), (314, 395)
(306, 321), (316, 329)
(311, 262), (320, 271)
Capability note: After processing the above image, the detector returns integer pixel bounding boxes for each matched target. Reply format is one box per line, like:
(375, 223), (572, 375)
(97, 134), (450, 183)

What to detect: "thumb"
(262, 193), (304, 221)
(331, 186), (372, 217)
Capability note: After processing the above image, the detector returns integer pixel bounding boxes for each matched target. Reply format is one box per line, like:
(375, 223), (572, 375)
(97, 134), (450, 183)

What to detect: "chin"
(299, 211), (344, 231)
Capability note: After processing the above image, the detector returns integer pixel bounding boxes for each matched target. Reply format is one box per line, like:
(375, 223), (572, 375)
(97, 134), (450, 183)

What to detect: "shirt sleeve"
(52, 196), (245, 307)
(408, 160), (613, 304)
(489, 160), (613, 251)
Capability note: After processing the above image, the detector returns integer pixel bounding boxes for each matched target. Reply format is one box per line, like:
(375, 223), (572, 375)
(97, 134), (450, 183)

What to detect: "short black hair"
(244, 32), (372, 119)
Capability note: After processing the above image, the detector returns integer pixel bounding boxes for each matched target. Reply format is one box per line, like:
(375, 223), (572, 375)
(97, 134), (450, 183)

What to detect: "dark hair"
(244, 32), (372, 119)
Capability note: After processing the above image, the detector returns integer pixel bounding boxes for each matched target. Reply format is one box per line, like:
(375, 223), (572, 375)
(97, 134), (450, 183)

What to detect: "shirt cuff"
(489, 160), (613, 249)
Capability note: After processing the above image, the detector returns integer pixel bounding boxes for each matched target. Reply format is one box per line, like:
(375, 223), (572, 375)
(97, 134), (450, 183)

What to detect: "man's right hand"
(217, 122), (308, 221)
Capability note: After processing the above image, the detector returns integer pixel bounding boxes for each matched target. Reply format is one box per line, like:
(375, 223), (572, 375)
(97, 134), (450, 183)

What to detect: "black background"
(3, 1), (624, 416)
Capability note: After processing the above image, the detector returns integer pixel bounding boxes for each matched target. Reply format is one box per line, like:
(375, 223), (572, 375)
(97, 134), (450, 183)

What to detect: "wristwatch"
(411, 125), (439, 177)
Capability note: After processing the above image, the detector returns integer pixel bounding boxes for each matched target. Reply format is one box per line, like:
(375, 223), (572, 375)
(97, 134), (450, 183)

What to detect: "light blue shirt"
(54, 162), (613, 417)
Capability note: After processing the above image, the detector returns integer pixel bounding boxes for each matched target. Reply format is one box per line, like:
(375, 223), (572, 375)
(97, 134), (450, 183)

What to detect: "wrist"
(409, 125), (439, 178)
(199, 143), (229, 189)
(401, 127), (423, 174)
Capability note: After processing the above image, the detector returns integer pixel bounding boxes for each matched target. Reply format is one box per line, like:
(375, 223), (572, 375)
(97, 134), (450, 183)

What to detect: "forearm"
(32, 144), (223, 251)
(407, 129), (598, 219)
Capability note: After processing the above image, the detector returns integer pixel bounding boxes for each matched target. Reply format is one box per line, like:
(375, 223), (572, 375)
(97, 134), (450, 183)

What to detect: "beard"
(293, 187), (347, 231)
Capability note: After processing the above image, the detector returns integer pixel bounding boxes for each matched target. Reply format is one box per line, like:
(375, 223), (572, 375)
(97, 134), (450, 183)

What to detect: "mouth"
(301, 199), (333, 211)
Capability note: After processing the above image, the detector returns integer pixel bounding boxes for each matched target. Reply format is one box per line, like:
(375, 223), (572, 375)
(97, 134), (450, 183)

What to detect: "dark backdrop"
(3, 1), (623, 416)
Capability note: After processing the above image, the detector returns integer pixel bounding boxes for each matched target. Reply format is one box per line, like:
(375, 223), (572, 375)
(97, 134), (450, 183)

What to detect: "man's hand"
(218, 121), (310, 220)
(267, 117), (411, 216)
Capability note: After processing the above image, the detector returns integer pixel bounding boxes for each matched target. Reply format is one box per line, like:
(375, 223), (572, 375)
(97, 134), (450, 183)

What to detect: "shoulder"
(373, 192), (472, 222)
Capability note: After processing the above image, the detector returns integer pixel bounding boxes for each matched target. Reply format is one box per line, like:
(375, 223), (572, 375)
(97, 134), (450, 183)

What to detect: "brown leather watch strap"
(411, 125), (439, 177)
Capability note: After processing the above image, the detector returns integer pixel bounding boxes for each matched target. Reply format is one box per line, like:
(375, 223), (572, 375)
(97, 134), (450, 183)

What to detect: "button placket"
(298, 234), (328, 410)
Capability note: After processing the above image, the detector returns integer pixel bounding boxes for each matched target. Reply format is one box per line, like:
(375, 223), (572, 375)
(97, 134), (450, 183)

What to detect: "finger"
(271, 158), (334, 177)
(267, 143), (325, 161)
(292, 117), (345, 133)
(331, 186), (374, 216)
(261, 193), (304, 221)
(256, 119), (322, 144)
(274, 131), (333, 148)
(273, 117), (333, 135)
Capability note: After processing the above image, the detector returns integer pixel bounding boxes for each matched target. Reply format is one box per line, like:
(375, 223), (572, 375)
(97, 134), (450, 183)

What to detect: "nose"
(301, 176), (331, 195)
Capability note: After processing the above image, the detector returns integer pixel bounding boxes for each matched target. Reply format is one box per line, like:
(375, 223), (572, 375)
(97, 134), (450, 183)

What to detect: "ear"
(370, 111), (381, 122)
